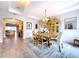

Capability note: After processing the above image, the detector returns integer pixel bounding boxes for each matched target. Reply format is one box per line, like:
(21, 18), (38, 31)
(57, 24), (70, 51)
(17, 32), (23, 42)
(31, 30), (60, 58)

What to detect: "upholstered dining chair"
(41, 36), (50, 47)
(33, 35), (39, 46)
(33, 34), (42, 46)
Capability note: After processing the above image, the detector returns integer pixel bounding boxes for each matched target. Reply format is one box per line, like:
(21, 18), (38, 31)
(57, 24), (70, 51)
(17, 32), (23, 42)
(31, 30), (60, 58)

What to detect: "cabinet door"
(52, 25), (54, 32)
(56, 26), (59, 33)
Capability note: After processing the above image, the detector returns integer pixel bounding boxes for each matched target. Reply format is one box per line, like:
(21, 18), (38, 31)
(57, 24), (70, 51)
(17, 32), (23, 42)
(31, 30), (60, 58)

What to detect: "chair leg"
(33, 39), (36, 45)
(33, 39), (38, 46)
(36, 40), (39, 46)
(59, 45), (61, 52)
(48, 41), (50, 48)
(48, 39), (51, 48)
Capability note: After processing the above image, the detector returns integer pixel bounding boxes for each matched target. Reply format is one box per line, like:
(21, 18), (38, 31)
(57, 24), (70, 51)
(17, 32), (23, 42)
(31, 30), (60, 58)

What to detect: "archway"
(2, 18), (23, 40)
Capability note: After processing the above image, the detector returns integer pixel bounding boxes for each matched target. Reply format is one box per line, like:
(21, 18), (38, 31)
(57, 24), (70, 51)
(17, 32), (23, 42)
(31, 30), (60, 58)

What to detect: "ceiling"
(0, 1), (79, 19)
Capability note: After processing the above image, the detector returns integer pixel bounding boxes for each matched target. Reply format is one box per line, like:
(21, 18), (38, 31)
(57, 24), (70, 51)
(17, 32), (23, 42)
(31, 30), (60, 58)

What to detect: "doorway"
(2, 18), (23, 40)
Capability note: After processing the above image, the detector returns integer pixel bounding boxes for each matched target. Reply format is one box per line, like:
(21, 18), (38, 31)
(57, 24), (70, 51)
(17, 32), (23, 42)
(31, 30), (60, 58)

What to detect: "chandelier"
(42, 9), (49, 22)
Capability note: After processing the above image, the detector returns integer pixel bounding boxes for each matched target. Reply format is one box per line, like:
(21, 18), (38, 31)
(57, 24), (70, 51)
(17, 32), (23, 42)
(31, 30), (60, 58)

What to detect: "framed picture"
(64, 17), (77, 30)
(26, 22), (32, 29)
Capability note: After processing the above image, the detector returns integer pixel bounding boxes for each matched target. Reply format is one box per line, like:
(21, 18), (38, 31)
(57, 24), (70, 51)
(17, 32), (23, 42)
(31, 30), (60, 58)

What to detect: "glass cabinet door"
(56, 26), (59, 33)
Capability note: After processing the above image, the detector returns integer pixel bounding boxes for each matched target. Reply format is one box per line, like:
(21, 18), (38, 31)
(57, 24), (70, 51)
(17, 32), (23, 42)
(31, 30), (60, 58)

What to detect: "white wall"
(59, 9), (79, 43)
(0, 17), (3, 42)
(23, 18), (39, 39)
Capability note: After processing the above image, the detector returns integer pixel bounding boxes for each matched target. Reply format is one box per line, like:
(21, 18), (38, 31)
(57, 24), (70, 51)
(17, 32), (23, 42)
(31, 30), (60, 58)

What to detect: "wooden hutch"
(47, 17), (60, 39)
